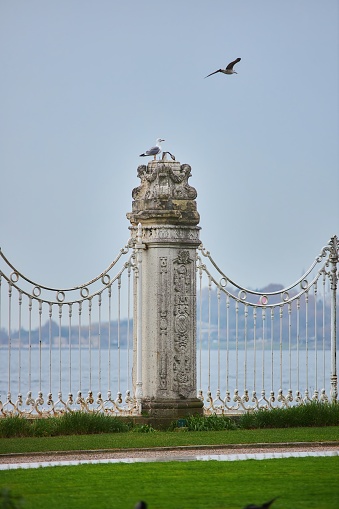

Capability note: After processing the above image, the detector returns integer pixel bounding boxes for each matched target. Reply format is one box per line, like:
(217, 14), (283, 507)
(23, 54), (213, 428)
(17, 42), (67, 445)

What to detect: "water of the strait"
(0, 347), (332, 405)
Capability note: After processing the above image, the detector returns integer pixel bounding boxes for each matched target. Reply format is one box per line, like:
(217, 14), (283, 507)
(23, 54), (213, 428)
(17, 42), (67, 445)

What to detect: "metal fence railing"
(196, 236), (338, 414)
(1, 234), (337, 417)
(0, 240), (138, 417)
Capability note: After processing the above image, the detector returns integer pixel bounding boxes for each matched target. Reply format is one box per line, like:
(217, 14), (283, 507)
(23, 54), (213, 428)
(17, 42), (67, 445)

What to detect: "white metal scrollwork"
(0, 240), (139, 418)
(197, 236), (338, 414)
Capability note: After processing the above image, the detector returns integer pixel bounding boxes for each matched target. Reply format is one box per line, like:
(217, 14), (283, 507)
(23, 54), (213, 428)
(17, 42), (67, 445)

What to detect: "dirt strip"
(1, 442), (338, 465)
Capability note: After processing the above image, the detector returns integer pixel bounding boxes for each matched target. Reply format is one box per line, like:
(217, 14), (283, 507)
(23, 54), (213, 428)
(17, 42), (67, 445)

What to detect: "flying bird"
(140, 138), (165, 160)
(243, 497), (279, 509)
(204, 57), (241, 78)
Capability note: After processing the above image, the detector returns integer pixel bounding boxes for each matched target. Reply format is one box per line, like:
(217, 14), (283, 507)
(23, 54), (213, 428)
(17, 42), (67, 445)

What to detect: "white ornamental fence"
(196, 236), (338, 414)
(0, 240), (138, 417)
(0, 235), (338, 418)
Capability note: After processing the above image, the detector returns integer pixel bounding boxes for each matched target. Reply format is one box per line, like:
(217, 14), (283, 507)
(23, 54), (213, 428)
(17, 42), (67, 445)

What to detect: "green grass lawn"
(1, 423), (338, 508)
(1, 456), (338, 508)
(0, 426), (338, 455)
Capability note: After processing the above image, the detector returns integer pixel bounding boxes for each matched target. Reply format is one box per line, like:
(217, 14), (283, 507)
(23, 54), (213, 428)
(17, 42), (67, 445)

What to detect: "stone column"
(127, 160), (203, 419)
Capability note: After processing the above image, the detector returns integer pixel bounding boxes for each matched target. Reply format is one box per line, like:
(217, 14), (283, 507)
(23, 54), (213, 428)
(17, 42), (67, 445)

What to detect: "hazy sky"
(0, 1), (338, 291)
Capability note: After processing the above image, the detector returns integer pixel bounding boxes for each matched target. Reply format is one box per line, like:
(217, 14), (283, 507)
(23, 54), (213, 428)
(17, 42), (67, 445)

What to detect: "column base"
(141, 397), (203, 419)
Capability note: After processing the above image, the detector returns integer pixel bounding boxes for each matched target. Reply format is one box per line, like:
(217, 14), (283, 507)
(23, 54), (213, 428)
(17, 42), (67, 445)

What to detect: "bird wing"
(204, 69), (222, 78)
(226, 57), (241, 70)
(145, 146), (160, 156)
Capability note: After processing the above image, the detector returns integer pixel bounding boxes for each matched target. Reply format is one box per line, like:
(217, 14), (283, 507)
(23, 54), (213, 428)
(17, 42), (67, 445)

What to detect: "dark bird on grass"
(135, 502), (147, 509)
(140, 138), (165, 160)
(204, 57), (241, 78)
(243, 497), (279, 509)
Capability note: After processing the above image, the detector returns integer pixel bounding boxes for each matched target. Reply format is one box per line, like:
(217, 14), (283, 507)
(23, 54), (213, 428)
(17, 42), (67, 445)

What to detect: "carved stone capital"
(127, 161), (200, 226)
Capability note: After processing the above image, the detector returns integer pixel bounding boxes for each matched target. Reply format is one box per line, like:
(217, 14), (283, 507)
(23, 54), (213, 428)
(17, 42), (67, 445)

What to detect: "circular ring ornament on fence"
(281, 291), (289, 302)
(101, 274), (110, 285)
(300, 279), (308, 290)
(10, 271), (19, 283)
(220, 277), (228, 288)
(56, 291), (65, 302)
(80, 287), (90, 298)
(32, 286), (41, 297)
(238, 290), (247, 301)
(260, 295), (268, 305)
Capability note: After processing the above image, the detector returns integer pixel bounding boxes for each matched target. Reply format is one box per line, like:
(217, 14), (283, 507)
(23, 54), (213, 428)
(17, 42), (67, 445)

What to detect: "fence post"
(127, 159), (203, 420)
(329, 235), (338, 402)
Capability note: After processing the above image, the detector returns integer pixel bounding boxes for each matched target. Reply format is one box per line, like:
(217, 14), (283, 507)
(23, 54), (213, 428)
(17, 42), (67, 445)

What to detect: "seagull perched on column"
(139, 138), (165, 160)
(204, 57), (241, 78)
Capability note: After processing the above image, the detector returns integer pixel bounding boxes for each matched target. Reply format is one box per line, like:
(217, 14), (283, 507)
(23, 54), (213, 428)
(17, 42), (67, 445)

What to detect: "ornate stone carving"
(132, 163), (197, 201)
(159, 257), (168, 390)
(159, 354), (167, 390)
(127, 160), (200, 226)
(172, 250), (193, 393)
(133, 225), (200, 245)
(173, 355), (190, 384)
(128, 159), (203, 416)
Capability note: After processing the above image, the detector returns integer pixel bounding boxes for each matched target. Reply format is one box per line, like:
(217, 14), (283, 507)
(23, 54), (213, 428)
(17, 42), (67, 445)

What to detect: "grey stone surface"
(127, 161), (203, 417)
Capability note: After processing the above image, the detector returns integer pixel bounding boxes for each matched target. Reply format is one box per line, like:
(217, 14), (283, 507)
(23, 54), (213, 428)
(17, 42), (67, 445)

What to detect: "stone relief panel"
(141, 225), (200, 244)
(172, 249), (195, 396)
(159, 256), (168, 390)
(173, 355), (190, 384)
